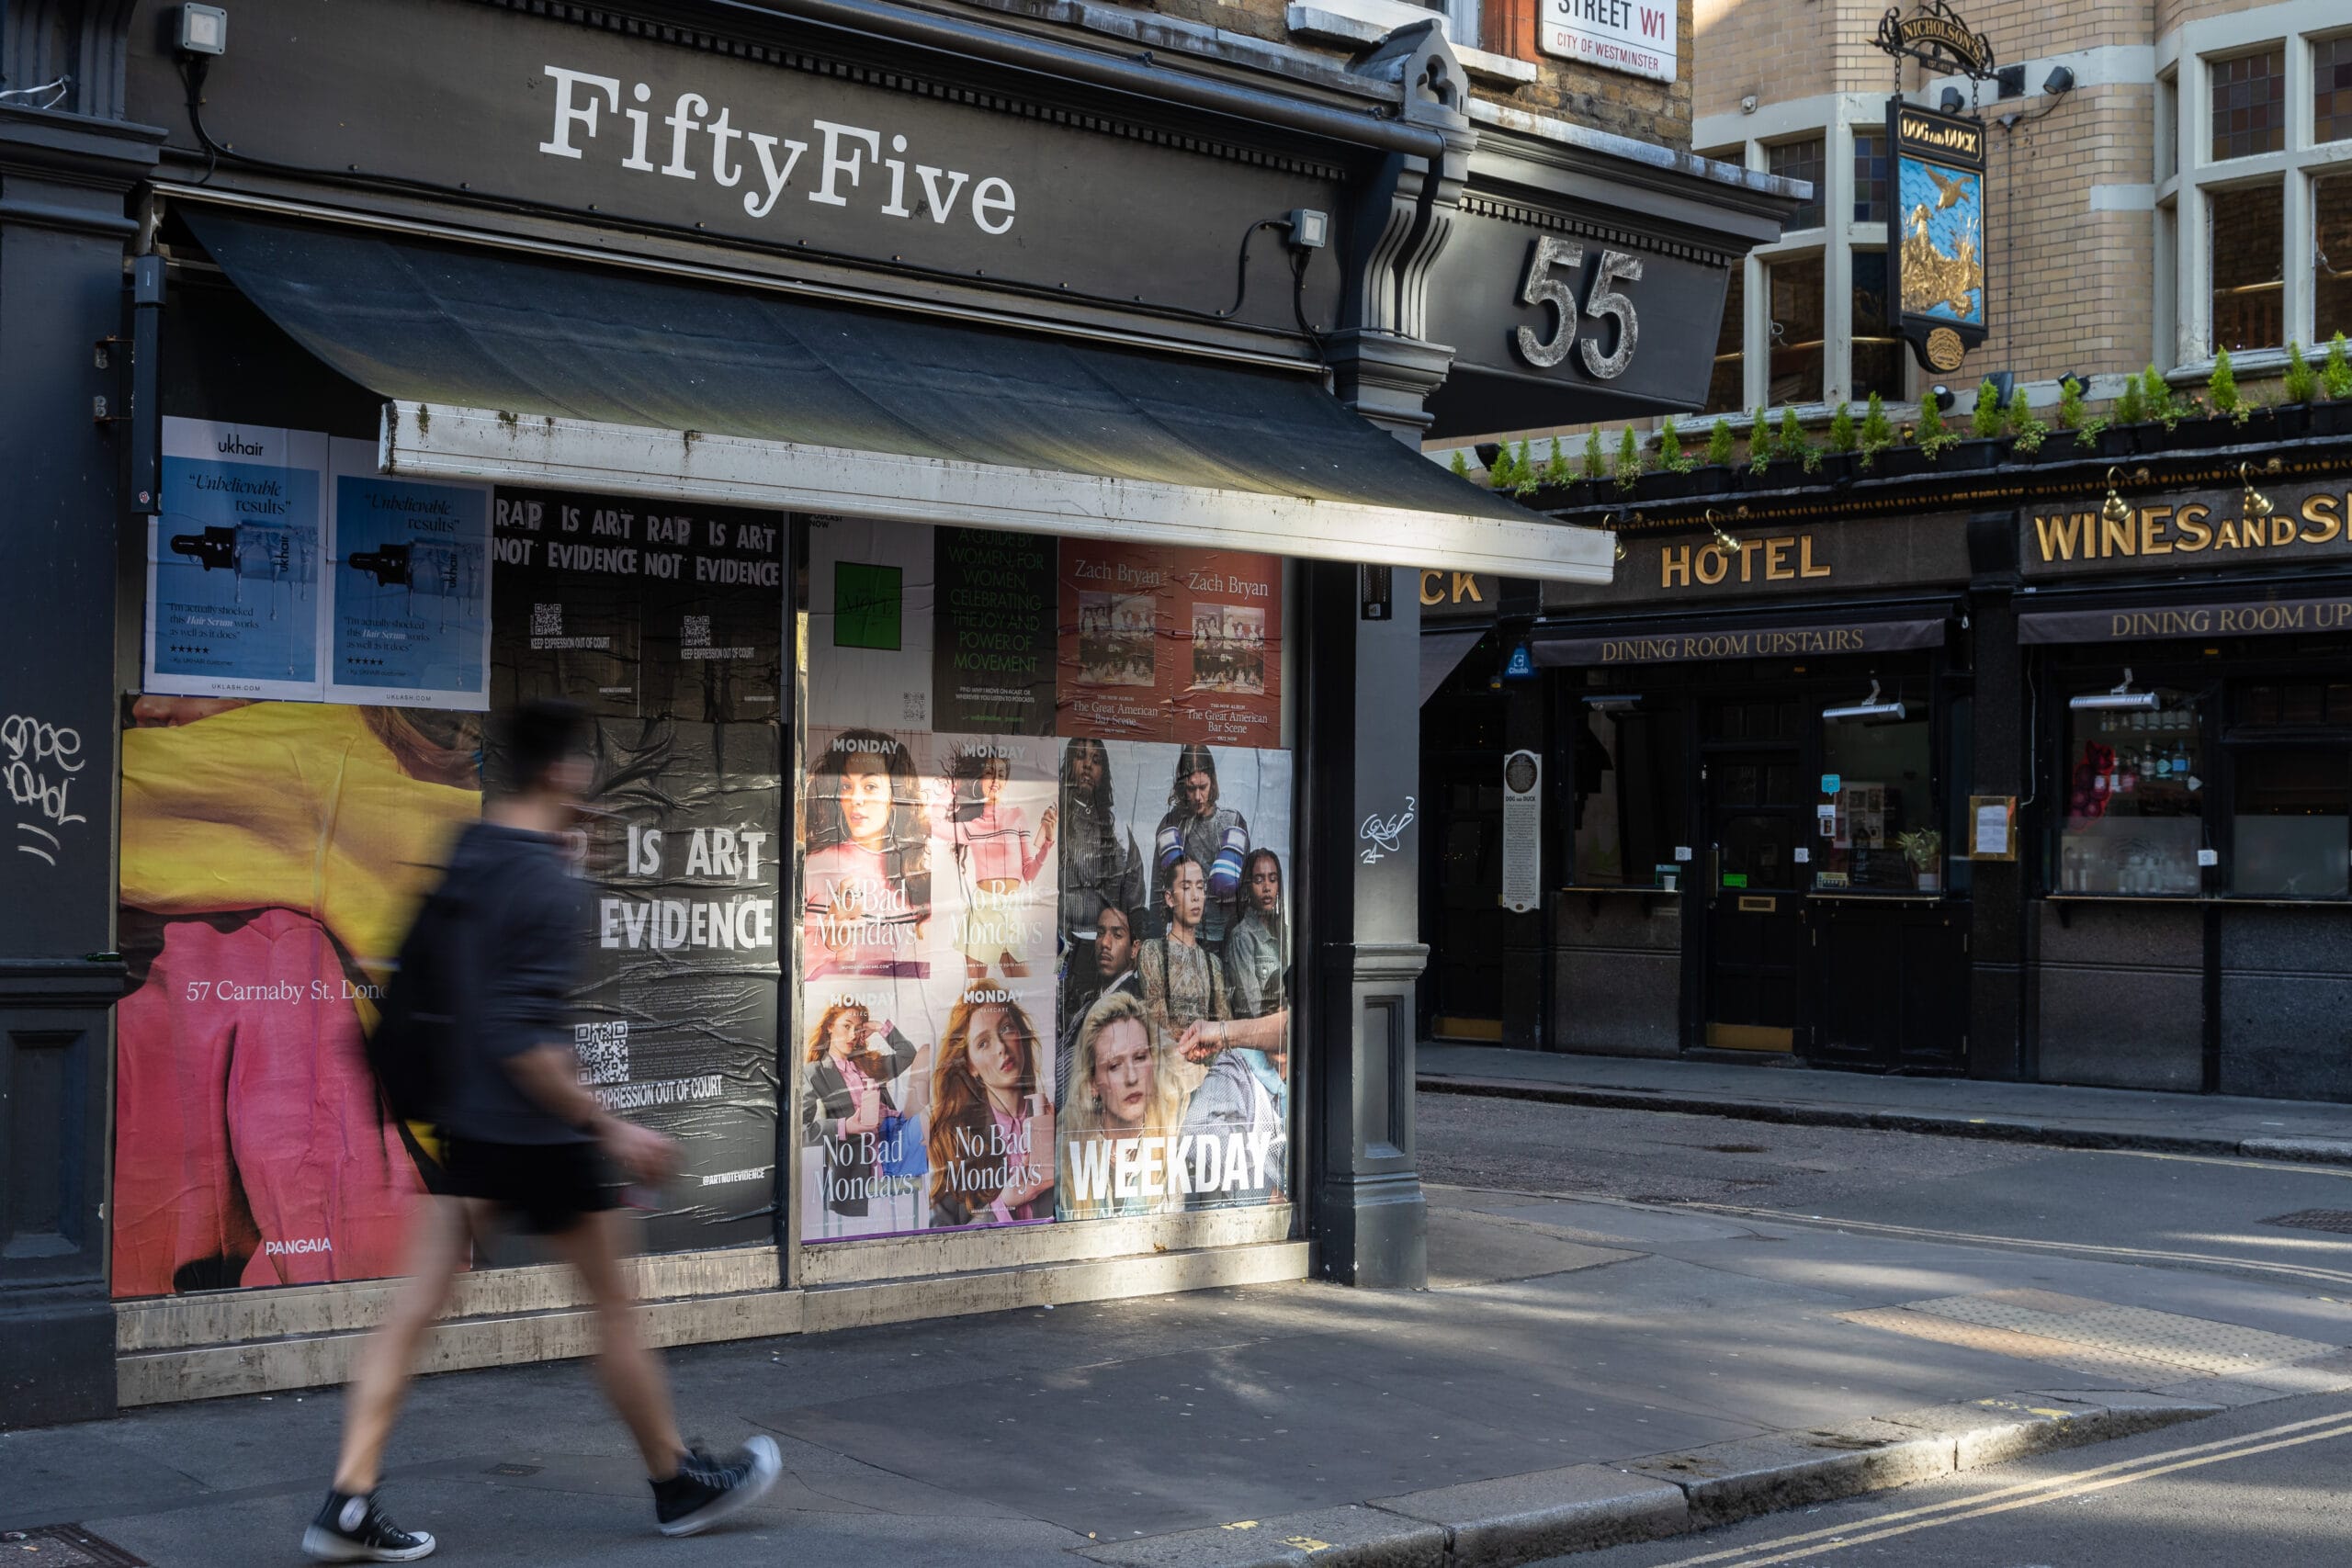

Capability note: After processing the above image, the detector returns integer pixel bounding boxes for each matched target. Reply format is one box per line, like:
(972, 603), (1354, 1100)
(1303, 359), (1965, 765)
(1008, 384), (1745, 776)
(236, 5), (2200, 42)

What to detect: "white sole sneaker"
(656, 1435), (783, 1539)
(300, 1522), (438, 1562)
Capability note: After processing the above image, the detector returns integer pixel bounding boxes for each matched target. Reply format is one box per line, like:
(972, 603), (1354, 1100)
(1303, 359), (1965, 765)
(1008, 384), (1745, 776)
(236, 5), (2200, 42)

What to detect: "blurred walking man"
(304, 701), (779, 1562)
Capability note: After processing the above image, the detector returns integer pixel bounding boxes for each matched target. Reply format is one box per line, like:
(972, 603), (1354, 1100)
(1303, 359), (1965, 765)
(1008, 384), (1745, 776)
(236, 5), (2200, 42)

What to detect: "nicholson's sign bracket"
(1873, 1), (1996, 88)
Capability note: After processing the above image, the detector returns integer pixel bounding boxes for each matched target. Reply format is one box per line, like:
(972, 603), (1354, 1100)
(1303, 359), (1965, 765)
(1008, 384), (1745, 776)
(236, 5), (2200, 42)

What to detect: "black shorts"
(442, 1137), (620, 1235)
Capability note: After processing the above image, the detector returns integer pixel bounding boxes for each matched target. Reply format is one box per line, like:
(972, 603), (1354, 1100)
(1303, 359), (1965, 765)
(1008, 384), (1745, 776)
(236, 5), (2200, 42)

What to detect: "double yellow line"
(1648, 1404), (2352, 1566)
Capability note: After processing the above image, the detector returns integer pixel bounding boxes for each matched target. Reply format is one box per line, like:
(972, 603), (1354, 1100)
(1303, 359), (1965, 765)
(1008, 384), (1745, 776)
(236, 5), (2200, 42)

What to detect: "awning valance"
(1419, 627), (1487, 705)
(1533, 615), (1948, 668)
(2018, 592), (2352, 645)
(183, 205), (1612, 583)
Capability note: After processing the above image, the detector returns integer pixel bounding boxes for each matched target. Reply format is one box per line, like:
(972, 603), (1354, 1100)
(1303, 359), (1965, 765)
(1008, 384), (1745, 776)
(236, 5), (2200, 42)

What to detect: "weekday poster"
(326, 438), (492, 710)
(147, 418), (327, 701)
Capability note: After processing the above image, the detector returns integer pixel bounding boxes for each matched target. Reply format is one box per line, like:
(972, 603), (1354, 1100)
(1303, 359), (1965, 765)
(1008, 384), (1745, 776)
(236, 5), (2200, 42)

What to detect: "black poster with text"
(932, 525), (1057, 735)
(491, 487), (786, 1251)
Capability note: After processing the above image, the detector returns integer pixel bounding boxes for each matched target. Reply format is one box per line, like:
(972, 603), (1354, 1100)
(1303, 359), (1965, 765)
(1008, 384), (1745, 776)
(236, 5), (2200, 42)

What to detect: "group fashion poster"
(798, 517), (1292, 1244)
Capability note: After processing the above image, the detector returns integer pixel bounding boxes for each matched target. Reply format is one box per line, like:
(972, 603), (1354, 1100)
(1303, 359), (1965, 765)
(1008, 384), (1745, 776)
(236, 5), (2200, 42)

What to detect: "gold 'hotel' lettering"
(1660, 535), (1833, 588)
(2033, 491), (2346, 564)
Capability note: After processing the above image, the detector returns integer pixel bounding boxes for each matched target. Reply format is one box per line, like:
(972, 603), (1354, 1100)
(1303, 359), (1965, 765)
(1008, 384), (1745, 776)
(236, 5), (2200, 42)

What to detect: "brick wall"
(958, 0), (1693, 148)
(1693, 0), (1828, 122)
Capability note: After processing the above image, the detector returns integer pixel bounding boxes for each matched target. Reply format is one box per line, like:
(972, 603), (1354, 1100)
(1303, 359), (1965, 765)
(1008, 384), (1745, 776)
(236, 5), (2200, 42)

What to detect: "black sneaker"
(301, 1489), (437, 1562)
(650, 1435), (782, 1537)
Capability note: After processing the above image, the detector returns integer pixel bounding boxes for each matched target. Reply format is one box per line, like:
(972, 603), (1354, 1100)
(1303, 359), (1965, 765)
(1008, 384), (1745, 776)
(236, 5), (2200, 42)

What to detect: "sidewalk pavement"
(6, 1183), (2349, 1568)
(1420, 1043), (2352, 1163)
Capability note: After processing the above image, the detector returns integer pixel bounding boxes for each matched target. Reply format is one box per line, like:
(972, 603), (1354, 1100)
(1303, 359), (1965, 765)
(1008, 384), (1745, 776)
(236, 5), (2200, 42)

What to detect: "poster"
(147, 418), (327, 701)
(111, 699), (481, 1297)
(932, 526), (1058, 735)
(807, 515), (934, 730)
(326, 438), (492, 710)
(799, 524), (1292, 1245)
(798, 723), (1060, 1237)
(1057, 542), (1283, 746)
(490, 485), (785, 724)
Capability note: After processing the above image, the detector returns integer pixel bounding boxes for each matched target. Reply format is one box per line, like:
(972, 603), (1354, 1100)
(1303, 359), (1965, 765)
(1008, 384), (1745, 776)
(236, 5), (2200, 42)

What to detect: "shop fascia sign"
(1539, 0), (1678, 85)
(2026, 480), (2352, 575)
(538, 66), (1018, 235)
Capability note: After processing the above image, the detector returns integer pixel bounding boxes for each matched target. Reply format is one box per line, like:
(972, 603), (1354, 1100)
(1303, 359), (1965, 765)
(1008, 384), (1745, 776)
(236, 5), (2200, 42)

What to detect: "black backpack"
(368, 876), (468, 1123)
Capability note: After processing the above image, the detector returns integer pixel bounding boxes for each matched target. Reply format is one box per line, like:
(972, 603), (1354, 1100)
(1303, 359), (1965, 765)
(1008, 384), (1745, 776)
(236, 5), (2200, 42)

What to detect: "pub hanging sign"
(1873, 1), (1995, 80)
(1887, 99), (1988, 373)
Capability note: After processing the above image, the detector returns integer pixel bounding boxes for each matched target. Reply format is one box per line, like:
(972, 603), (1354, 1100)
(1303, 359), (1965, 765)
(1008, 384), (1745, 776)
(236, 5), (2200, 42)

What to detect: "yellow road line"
(1647, 1405), (2352, 1567)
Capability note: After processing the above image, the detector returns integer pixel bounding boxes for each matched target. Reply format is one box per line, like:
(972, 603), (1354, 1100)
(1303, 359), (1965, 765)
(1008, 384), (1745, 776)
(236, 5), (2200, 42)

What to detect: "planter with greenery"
(1856, 392), (1897, 474)
(1913, 392), (1962, 467)
(1949, 379), (2011, 468)
(1814, 400), (1859, 483)
(1693, 417), (1738, 495)
(1777, 407), (1823, 482)
(1638, 417), (1699, 500)
(2317, 333), (2352, 436)
(2275, 342), (2318, 438)
(2167, 351), (2249, 448)
(1739, 405), (1778, 491)
(2006, 385), (2053, 463)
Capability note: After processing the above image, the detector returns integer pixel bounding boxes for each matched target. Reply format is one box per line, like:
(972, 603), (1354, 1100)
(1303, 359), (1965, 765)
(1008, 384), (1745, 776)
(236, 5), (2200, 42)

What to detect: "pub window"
(1851, 129), (1890, 223)
(2210, 181), (2284, 352)
(1706, 264), (1747, 414)
(2316, 170), (2352, 342)
(2316, 34), (2352, 145)
(2057, 684), (2207, 897)
(1769, 137), (1826, 231)
(1767, 254), (1826, 407)
(2226, 680), (2351, 900)
(2230, 749), (2350, 898)
(1815, 697), (1936, 894)
(1850, 249), (1906, 404)
(1571, 701), (1689, 888)
(2211, 48), (2286, 162)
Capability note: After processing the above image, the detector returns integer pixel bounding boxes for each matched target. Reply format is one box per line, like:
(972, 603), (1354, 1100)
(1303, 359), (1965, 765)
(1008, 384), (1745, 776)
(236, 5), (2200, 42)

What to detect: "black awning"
(180, 205), (1537, 526)
(2018, 591), (2352, 645)
(1533, 615), (1948, 668)
(1419, 627), (1487, 705)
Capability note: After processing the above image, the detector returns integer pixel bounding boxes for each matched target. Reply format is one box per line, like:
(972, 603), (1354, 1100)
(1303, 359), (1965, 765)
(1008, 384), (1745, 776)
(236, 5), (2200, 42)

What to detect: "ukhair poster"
(807, 515), (933, 731)
(1054, 738), (1291, 1222)
(147, 418), (328, 702)
(323, 438), (492, 711)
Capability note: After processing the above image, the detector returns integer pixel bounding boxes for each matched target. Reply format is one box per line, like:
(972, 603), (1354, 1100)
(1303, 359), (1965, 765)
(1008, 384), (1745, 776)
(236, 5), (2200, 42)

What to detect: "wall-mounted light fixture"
(2239, 461), (2276, 524)
(1584, 694), (1644, 713)
(178, 4), (229, 56)
(2100, 465), (2147, 529)
(1939, 86), (1965, 114)
(2070, 668), (2160, 712)
(1703, 507), (1741, 554)
(1824, 680), (1907, 723)
(2042, 66), (2076, 96)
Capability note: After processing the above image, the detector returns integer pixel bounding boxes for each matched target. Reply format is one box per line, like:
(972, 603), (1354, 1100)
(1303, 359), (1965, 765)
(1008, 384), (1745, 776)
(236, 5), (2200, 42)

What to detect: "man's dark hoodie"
(434, 819), (592, 1145)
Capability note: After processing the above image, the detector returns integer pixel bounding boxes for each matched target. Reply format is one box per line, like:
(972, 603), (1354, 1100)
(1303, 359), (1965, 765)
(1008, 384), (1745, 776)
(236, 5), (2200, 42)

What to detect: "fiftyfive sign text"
(537, 65), (1018, 234)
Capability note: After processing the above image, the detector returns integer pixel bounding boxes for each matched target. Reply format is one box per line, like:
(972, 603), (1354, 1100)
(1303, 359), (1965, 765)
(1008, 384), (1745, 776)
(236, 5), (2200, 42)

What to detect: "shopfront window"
(800, 521), (1294, 1239)
(2323, 35), (2352, 144)
(2211, 49), (2287, 161)
(2058, 688), (2206, 896)
(2316, 170), (2352, 343)
(2231, 749), (2349, 897)
(1571, 702), (1688, 887)
(1814, 706), (1937, 893)
(2227, 679), (2351, 899)
(1706, 265), (1746, 414)
(1852, 129), (1889, 223)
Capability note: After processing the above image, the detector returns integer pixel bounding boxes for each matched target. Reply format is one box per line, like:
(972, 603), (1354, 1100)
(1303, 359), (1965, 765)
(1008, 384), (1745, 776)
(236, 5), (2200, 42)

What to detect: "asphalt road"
(1419, 1089), (2352, 1566)
(1555, 1389), (2352, 1568)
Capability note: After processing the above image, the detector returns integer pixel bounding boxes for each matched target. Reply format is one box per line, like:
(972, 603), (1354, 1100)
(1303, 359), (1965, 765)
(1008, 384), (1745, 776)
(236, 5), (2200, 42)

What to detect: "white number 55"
(1513, 237), (1644, 379)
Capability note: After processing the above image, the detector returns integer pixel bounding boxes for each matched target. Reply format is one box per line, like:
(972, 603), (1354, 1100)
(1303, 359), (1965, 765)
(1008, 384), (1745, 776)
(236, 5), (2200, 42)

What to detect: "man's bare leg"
(331, 1196), (472, 1495)
(545, 1209), (683, 1481)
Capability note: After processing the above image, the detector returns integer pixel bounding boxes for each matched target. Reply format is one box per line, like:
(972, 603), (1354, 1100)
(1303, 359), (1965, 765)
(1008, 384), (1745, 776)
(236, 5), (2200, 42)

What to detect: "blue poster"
(147, 420), (327, 700)
(326, 440), (492, 710)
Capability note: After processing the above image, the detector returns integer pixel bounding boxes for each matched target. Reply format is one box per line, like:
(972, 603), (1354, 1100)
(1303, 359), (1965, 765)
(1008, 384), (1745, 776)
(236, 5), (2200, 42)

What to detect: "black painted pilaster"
(0, 100), (161, 1429)
(1964, 511), (2026, 1082)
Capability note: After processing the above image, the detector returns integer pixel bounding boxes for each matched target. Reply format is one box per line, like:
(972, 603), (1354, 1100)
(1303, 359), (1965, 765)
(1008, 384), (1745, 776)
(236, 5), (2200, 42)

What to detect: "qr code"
(574, 1021), (629, 1086)
(680, 615), (711, 647)
(531, 603), (562, 636)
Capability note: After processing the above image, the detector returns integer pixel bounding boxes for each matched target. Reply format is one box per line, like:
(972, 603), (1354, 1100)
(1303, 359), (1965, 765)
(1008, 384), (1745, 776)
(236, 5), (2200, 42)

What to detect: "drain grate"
(2264, 1210), (2352, 1235)
(0, 1526), (150, 1566)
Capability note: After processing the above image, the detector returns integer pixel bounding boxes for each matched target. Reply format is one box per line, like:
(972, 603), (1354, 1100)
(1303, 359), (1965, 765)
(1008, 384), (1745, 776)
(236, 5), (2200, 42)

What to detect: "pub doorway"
(1699, 703), (1807, 1052)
